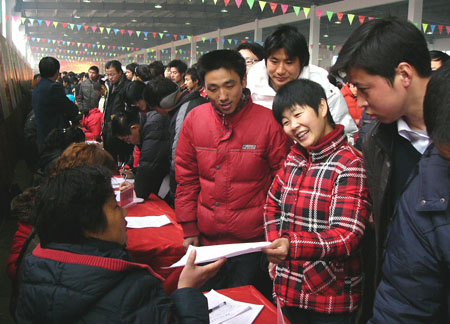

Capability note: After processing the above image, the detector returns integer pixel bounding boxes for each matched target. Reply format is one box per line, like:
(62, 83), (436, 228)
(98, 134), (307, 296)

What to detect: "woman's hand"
(119, 180), (133, 191)
(268, 262), (276, 280)
(120, 168), (134, 179)
(177, 250), (226, 289)
(262, 238), (290, 264)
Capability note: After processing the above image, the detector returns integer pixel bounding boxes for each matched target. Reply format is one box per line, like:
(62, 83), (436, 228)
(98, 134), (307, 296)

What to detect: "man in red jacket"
(174, 50), (289, 293)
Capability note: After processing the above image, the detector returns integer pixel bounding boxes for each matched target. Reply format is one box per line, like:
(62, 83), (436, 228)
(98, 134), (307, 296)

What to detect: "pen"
(208, 301), (226, 313)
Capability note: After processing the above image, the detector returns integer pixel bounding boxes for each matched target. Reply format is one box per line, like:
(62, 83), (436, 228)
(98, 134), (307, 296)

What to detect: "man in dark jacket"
(370, 60), (450, 324)
(331, 17), (432, 323)
(77, 65), (101, 115)
(103, 60), (132, 162)
(33, 57), (78, 149)
(112, 110), (171, 201)
(143, 77), (208, 205)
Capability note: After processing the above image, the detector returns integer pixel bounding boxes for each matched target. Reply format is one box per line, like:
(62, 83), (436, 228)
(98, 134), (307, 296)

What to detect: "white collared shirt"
(397, 118), (430, 154)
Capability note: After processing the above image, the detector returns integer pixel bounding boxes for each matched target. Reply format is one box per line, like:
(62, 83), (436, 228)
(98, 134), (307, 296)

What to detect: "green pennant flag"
(159, 33), (164, 39)
(21, 17), (27, 24)
(347, 14), (355, 25)
(106, 27), (111, 34)
(187, 35), (192, 41)
(227, 39), (232, 44)
(247, 0), (254, 9)
(303, 7), (310, 18)
(136, 31), (141, 37)
(422, 23), (428, 32)
(413, 22), (418, 28)
(327, 11), (333, 21)
(29, 18), (35, 24)
(326, 45), (330, 50)
(70, 23), (75, 30)
(293, 6), (300, 16)
(52, 40), (56, 44)
(202, 37), (206, 42)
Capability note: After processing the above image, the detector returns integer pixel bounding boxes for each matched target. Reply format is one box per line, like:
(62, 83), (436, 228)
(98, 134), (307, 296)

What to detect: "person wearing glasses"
(236, 42), (264, 74)
(247, 25), (357, 143)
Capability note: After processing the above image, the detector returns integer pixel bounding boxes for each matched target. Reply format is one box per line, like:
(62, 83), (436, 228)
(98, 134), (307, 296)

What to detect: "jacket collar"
(212, 88), (251, 126)
(291, 124), (347, 163)
(370, 121), (396, 156)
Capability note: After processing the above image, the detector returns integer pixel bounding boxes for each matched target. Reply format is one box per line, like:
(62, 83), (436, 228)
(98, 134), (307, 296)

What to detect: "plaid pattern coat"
(264, 125), (371, 314)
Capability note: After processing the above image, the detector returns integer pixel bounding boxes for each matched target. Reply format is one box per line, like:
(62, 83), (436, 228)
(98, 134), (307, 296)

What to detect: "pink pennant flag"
(358, 16), (365, 24)
(113, 45), (116, 50)
(316, 9), (323, 19)
(45, 20), (51, 27)
(235, 0), (242, 8)
(107, 45), (111, 49)
(62, 22), (67, 28)
(128, 30), (133, 36)
(174, 34), (178, 40)
(368, 16), (375, 20)
(5, 15), (9, 21)
(27, 36), (31, 41)
(82, 43), (86, 47)
(88, 43), (91, 48)
(270, 2), (277, 14)
(41, 38), (46, 43)
(57, 40), (61, 44)
(281, 4), (288, 14)
(13, 16), (19, 22)
(446, 25), (450, 34)
(72, 42), (75, 46)
(91, 26), (97, 32)
(194, 36), (199, 41)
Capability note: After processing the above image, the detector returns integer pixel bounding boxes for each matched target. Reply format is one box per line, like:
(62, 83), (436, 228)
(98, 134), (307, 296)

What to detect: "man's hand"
(183, 236), (200, 251)
(177, 249), (226, 289)
(262, 238), (290, 264)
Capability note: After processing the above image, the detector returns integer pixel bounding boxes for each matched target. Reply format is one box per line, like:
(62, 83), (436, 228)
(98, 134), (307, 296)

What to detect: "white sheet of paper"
(205, 289), (263, 324)
(125, 215), (172, 228)
(111, 177), (135, 189)
(168, 241), (270, 268)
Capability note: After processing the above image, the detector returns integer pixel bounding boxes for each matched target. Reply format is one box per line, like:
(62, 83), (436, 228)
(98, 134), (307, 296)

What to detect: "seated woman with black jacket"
(16, 165), (224, 323)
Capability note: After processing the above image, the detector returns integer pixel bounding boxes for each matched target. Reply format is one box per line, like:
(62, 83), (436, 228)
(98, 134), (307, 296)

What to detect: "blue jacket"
(16, 238), (209, 323)
(370, 146), (450, 323)
(32, 78), (79, 148)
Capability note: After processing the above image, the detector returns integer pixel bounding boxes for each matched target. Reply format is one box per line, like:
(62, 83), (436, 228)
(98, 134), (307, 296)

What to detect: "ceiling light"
(155, 4), (162, 9)
(163, 30), (168, 33)
(144, 38), (148, 40)
(221, 9), (228, 13)
(74, 15), (80, 19)
(323, 34), (329, 38)
(131, 43), (134, 45)
(131, 19), (137, 22)
(335, 21), (341, 24)
(245, 36), (249, 40)
(83, 0), (90, 3)
(185, 22), (191, 25)
(426, 31), (433, 34)
(63, 34), (68, 37)
(104, 36), (109, 39)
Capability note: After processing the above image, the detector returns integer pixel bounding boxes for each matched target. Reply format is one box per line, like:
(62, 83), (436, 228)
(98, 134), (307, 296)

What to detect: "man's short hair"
(331, 17), (431, 84)
(424, 63), (450, 144)
(197, 50), (246, 83)
(126, 62), (138, 74)
(264, 25), (309, 71)
(112, 110), (140, 137)
(105, 60), (122, 74)
(36, 166), (113, 247)
(39, 57), (60, 78)
(272, 79), (334, 127)
(185, 67), (203, 87)
(143, 77), (179, 109)
(236, 42), (265, 61)
(125, 81), (146, 106)
(430, 50), (450, 64)
(149, 61), (165, 79)
(168, 59), (188, 74)
(62, 76), (70, 84)
(88, 66), (99, 73)
(135, 65), (152, 82)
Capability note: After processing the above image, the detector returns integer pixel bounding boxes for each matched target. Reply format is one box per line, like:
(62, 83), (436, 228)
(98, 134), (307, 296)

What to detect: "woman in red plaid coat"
(262, 79), (371, 324)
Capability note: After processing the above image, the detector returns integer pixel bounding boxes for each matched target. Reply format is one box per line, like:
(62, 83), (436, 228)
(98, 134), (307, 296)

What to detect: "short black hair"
(185, 67), (203, 87)
(125, 81), (146, 106)
(149, 61), (165, 79)
(105, 60), (122, 74)
(424, 63), (450, 144)
(168, 59), (188, 74)
(126, 63), (138, 74)
(143, 77), (179, 109)
(197, 50), (246, 83)
(62, 76), (70, 84)
(135, 64), (152, 82)
(331, 17), (431, 85)
(88, 66), (99, 73)
(273, 79), (334, 126)
(33, 73), (41, 80)
(39, 57), (60, 78)
(264, 25), (309, 70)
(36, 166), (113, 247)
(236, 42), (265, 61)
(111, 110), (140, 137)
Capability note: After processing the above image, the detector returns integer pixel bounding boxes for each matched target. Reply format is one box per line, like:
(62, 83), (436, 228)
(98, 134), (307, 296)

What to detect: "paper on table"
(167, 241), (270, 268)
(125, 215), (172, 228)
(111, 177), (135, 189)
(205, 289), (263, 324)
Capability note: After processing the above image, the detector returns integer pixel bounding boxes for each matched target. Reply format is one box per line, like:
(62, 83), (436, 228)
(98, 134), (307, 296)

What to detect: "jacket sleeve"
(134, 116), (170, 199)
(50, 82), (79, 120)
(6, 222), (33, 280)
(171, 288), (209, 324)
(284, 158), (371, 260)
(264, 164), (287, 242)
(174, 114), (201, 238)
(327, 86), (358, 144)
(78, 82), (87, 114)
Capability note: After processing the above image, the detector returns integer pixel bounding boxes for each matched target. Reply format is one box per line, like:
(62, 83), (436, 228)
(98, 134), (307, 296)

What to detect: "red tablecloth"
(125, 193), (185, 280)
(215, 285), (291, 324)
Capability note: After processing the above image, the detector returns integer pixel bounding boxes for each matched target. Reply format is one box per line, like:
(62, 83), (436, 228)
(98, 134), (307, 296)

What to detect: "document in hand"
(205, 289), (263, 324)
(125, 215), (172, 228)
(167, 241), (270, 268)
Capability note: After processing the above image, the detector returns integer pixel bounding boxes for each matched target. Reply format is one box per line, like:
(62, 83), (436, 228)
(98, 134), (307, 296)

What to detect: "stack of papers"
(205, 289), (263, 324)
(125, 215), (172, 228)
(111, 177), (135, 189)
(168, 241), (271, 268)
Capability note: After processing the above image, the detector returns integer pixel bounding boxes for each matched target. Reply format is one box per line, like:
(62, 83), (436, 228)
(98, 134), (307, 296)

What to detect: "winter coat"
(341, 84), (363, 125)
(175, 98), (289, 246)
(264, 125), (371, 314)
(134, 111), (171, 199)
(16, 238), (209, 323)
(77, 79), (101, 115)
(370, 146), (450, 323)
(80, 108), (103, 141)
(104, 75), (130, 123)
(33, 78), (79, 148)
(246, 61), (358, 143)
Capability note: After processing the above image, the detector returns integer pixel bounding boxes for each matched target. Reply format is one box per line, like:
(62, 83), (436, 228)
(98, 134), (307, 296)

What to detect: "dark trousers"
(283, 308), (355, 324)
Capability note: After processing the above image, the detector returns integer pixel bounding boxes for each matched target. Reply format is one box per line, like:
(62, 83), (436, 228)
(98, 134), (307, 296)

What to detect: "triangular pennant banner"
(120, 29), (125, 35)
(430, 24), (436, 33)
(303, 7), (310, 18)
(259, 1), (266, 12)
(136, 31), (141, 37)
(70, 23), (75, 30)
(327, 11), (333, 21)
(316, 9), (323, 19)
(84, 25), (89, 31)
(29, 18), (35, 24)
(358, 16), (365, 24)
(269, 2), (277, 14)
(293, 6), (300, 16)
(45, 20), (51, 27)
(235, 0), (242, 8)
(224, 0), (230, 7)
(281, 4), (288, 14)
(438, 25), (444, 34)
(106, 27), (111, 34)
(37, 19), (42, 25)
(128, 30), (133, 37)
(159, 33), (164, 39)
(53, 21), (58, 28)
(21, 17), (26, 24)
(247, 0), (255, 9)
(77, 24), (82, 31)
(422, 23), (428, 32)
(92, 26), (98, 32)
(143, 31), (148, 37)
(347, 14), (355, 25)
(446, 26), (450, 34)
(337, 12), (344, 21)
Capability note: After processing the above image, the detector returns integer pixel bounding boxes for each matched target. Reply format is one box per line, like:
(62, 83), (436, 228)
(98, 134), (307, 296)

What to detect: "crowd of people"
(6, 16), (449, 324)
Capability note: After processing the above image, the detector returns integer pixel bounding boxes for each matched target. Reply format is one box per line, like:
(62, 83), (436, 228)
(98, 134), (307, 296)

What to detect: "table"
(215, 285), (291, 324)
(125, 193), (185, 283)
